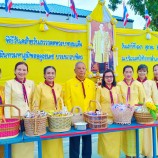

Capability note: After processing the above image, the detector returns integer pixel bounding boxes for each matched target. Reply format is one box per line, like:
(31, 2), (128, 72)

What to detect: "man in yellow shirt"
(64, 62), (96, 158)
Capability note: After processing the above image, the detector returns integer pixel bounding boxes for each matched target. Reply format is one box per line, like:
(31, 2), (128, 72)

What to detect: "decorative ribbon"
(137, 77), (147, 83)
(39, 18), (49, 32)
(76, 77), (86, 98)
(15, 77), (29, 105)
(44, 80), (57, 108)
(123, 78), (134, 103)
(154, 77), (158, 89)
(105, 85), (114, 104)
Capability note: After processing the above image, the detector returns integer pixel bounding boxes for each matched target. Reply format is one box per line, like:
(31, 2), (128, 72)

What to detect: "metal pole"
(136, 129), (139, 158)
(152, 126), (157, 158)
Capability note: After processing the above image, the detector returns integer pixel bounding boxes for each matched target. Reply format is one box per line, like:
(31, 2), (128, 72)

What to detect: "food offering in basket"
(111, 104), (135, 125)
(0, 104), (20, 139)
(48, 97), (73, 132)
(134, 101), (158, 124)
(84, 100), (108, 129)
(23, 110), (47, 136)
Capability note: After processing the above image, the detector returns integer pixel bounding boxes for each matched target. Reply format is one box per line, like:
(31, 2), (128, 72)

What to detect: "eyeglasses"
(104, 76), (113, 79)
(138, 71), (147, 73)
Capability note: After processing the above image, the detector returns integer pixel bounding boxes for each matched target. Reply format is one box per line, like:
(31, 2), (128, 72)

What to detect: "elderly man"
(64, 62), (96, 158)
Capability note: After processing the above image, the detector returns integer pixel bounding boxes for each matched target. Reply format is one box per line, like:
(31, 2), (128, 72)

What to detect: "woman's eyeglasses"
(104, 76), (113, 79)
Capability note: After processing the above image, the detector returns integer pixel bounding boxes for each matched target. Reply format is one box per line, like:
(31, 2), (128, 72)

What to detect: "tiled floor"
(34, 135), (126, 158)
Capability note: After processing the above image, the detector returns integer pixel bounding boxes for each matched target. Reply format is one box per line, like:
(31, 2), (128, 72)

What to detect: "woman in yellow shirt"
(96, 69), (123, 158)
(0, 68), (4, 158)
(4, 62), (35, 158)
(138, 64), (158, 157)
(33, 66), (64, 158)
(153, 64), (158, 89)
(117, 65), (145, 158)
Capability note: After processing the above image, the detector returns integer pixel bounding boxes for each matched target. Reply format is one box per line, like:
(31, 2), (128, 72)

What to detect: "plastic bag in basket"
(111, 104), (135, 124)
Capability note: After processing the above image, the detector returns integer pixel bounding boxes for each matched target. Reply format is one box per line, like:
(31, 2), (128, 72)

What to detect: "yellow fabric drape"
(0, 17), (39, 25)
(0, 17), (87, 32)
(89, 1), (112, 23)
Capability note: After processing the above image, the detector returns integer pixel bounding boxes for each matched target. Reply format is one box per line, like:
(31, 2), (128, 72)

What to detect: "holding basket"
(84, 100), (108, 129)
(0, 104), (20, 139)
(48, 97), (73, 132)
(71, 106), (84, 126)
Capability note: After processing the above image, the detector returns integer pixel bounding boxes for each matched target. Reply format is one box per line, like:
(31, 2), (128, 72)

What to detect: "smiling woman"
(96, 69), (122, 158)
(32, 65), (64, 158)
(117, 65), (146, 158)
(137, 64), (158, 157)
(4, 61), (35, 158)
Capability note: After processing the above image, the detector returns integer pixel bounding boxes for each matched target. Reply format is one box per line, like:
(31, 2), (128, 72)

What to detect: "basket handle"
(88, 100), (101, 111)
(34, 117), (38, 135)
(0, 104), (21, 120)
(57, 97), (64, 109)
(71, 106), (82, 114)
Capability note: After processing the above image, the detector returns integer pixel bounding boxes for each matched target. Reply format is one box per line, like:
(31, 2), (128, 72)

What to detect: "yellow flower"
(146, 102), (157, 111)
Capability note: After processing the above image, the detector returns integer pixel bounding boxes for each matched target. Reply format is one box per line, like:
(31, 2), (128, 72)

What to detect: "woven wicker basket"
(134, 112), (154, 124)
(24, 114), (47, 136)
(111, 104), (135, 125)
(84, 100), (108, 129)
(0, 104), (20, 139)
(71, 106), (84, 126)
(48, 97), (73, 132)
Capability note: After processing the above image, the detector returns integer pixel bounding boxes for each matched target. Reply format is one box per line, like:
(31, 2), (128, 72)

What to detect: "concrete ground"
(62, 135), (126, 158)
(34, 137), (150, 158)
(34, 135), (126, 158)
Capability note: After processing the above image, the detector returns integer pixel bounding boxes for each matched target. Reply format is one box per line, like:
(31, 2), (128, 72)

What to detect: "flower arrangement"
(145, 102), (158, 120)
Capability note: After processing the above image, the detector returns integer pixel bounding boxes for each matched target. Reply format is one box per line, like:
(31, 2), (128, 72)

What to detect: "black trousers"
(69, 135), (92, 158)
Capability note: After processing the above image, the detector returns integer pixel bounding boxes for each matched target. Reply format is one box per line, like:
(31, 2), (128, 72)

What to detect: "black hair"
(101, 69), (116, 87)
(153, 64), (158, 71)
(123, 65), (134, 73)
(14, 62), (28, 71)
(44, 66), (56, 74)
(137, 64), (148, 73)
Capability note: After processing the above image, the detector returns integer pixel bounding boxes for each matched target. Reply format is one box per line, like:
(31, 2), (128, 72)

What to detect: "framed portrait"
(90, 21), (114, 73)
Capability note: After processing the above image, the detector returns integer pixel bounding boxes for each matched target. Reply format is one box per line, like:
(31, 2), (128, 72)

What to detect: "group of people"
(0, 61), (158, 158)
